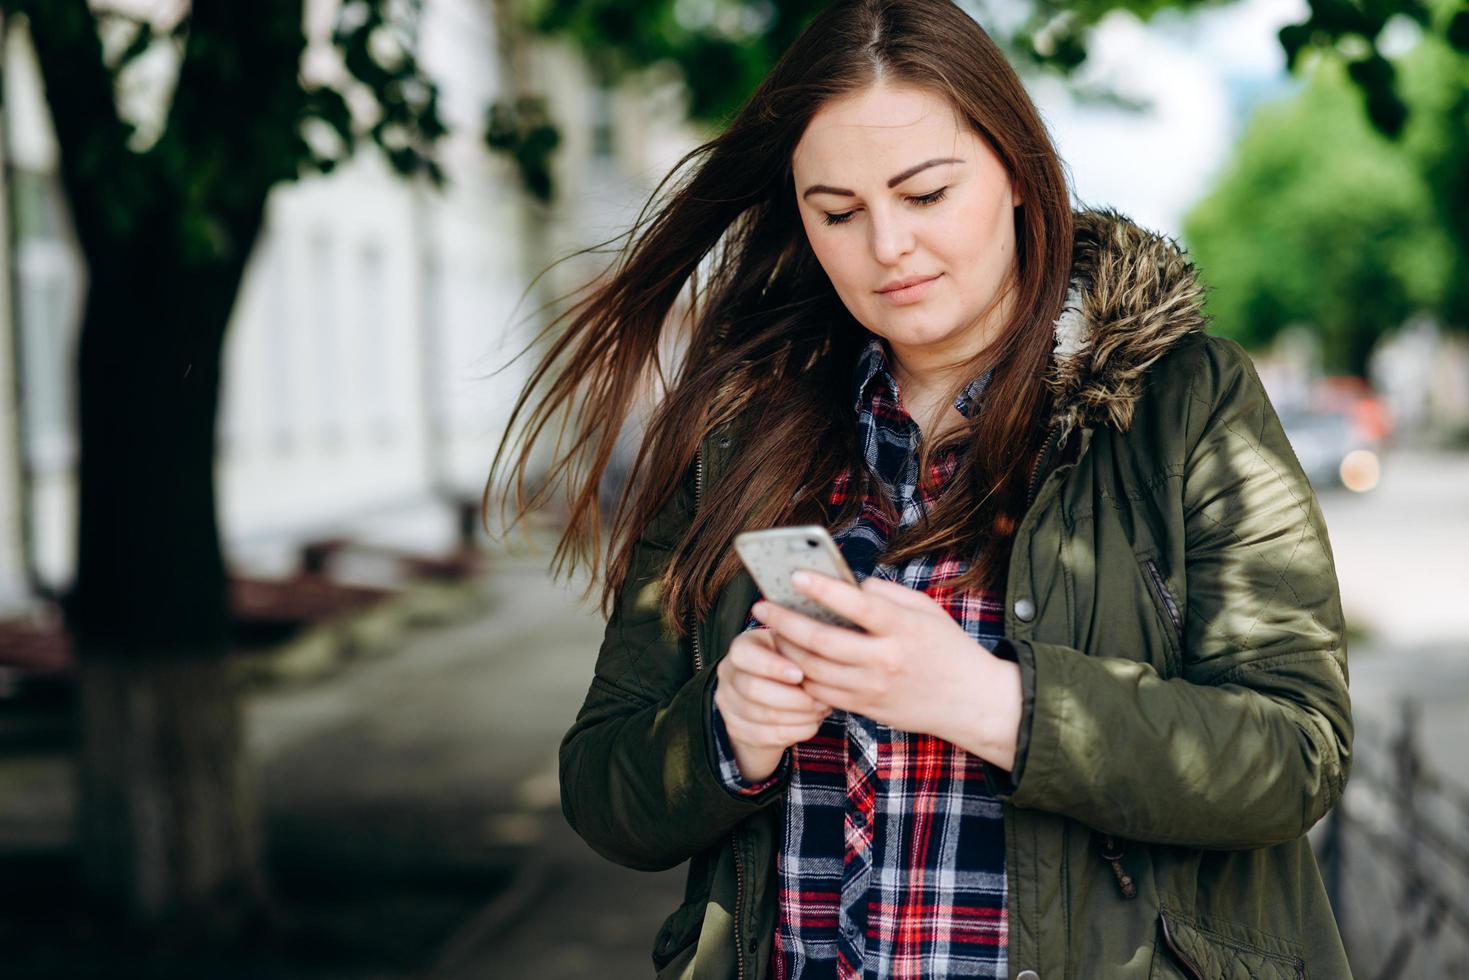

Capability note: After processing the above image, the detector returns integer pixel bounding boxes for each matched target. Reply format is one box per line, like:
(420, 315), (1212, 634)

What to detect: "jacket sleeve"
(991, 334), (1353, 850)
(558, 460), (784, 871)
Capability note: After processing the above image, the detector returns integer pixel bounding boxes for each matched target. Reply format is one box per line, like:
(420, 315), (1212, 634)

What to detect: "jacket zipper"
(689, 445), (705, 673)
(1025, 422), (1061, 507)
(732, 826), (749, 980)
(1157, 910), (1204, 980)
(688, 438), (748, 979)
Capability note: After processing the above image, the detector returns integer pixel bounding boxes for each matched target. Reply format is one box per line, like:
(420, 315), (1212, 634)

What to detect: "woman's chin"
(870, 317), (972, 349)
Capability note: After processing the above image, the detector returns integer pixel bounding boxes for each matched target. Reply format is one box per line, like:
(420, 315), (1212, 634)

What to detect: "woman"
(487, 1), (1353, 977)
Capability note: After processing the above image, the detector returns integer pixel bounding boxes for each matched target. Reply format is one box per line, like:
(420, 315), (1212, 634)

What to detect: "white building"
(0, 1), (701, 612)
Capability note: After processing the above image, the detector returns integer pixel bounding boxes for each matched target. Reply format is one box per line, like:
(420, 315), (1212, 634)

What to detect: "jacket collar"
(1046, 207), (1210, 438)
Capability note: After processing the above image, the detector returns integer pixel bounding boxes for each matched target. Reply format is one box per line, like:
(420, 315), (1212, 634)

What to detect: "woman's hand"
(752, 571), (1023, 771)
(714, 627), (831, 782)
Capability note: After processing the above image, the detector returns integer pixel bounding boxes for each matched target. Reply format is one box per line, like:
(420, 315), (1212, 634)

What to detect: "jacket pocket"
(1139, 555), (1184, 671)
(652, 895), (706, 975)
(1150, 906), (1306, 980)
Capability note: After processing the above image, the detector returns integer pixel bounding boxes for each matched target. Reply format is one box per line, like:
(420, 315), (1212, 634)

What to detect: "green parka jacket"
(559, 208), (1354, 980)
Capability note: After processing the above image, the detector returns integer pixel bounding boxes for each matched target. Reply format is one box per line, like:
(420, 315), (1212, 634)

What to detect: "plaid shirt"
(710, 332), (1010, 979)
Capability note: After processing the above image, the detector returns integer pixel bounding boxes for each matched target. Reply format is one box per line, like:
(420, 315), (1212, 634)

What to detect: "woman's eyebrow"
(800, 157), (965, 199)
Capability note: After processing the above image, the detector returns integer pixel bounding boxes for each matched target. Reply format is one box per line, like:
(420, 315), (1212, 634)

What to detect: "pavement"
(0, 528), (683, 979)
(250, 531), (687, 979)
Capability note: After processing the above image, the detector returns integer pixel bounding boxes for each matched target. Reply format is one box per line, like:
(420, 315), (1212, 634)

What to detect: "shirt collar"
(850, 333), (995, 418)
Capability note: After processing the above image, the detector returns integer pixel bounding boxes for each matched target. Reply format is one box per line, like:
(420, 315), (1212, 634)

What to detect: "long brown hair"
(484, 0), (1074, 636)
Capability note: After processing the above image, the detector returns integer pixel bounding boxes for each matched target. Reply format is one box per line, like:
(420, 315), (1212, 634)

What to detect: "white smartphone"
(733, 524), (866, 633)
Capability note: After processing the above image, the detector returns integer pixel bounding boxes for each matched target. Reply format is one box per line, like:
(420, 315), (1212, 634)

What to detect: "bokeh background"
(1, 0), (1467, 976)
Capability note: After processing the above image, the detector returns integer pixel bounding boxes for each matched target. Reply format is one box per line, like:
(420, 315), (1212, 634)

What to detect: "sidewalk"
(0, 530), (683, 978)
(251, 531), (687, 978)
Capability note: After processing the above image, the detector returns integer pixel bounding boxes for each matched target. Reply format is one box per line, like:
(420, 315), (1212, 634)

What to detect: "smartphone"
(733, 524), (866, 633)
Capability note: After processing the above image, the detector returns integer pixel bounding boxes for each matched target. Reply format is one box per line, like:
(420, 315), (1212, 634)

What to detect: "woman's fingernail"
(784, 667), (803, 683)
(791, 570), (811, 588)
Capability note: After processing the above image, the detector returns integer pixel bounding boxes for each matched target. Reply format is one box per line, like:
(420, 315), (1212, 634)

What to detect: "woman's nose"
(869, 208), (915, 265)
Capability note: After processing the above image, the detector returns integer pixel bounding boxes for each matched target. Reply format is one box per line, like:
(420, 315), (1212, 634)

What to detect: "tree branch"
(11, 0), (133, 254)
(149, 0), (308, 267)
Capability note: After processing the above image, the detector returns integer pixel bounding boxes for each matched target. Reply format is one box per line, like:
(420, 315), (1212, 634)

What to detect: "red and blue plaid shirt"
(710, 331), (1010, 979)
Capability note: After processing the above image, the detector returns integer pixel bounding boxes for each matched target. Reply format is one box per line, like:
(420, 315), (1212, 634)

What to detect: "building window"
(591, 82), (615, 159)
(307, 230), (345, 451)
(358, 242), (394, 444)
(265, 233), (296, 454)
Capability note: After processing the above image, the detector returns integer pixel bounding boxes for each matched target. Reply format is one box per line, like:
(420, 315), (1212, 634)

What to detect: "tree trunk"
(74, 651), (267, 930)
(67, 254), (268, 929)
(69, 265), (232, 646)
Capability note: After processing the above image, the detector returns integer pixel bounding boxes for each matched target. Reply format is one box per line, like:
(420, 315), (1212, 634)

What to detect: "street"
(1316, 446), (1469, 786)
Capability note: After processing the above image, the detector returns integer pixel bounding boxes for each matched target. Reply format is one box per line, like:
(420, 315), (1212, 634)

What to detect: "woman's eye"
(821, 187), (949, 226)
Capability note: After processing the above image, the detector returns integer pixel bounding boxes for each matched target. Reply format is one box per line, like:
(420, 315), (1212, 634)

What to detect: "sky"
(1028, 0), (1310, 240)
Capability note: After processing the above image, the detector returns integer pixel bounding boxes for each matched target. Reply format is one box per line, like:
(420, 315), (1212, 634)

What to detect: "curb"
(232, 578), (490, 690)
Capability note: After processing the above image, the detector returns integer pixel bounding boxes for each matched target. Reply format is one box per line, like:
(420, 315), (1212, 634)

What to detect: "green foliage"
(485, 95), (561, 202)
(1183, 56), (1453, 375)
(4, 0), (448, 269)
(520, 0), (1465, 149)
(1021, 0), (1451, 139)
(1393, 12), (1469, 328)
(524, 0), (832, 125)
(330, 0), (447, 185)
(489, 0), (830, 197)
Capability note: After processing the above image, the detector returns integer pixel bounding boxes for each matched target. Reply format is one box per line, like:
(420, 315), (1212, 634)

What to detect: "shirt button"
(1013, 597), (1037, 622)
(1017, 971), (1040, 980)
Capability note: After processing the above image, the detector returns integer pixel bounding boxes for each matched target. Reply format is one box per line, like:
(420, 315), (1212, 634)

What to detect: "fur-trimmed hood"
(1047, 207), (1210, 438)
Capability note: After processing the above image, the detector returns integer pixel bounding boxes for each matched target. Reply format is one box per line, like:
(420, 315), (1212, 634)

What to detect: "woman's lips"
(877, 273), (941, 305)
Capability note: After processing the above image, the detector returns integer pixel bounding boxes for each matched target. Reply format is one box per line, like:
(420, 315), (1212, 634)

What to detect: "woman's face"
(791, 82), (1021, 382)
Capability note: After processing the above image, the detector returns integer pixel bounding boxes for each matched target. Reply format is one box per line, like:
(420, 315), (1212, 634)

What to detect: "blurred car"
(1278, 378), (1390, 493)
(1279, 408), (1364, 490)
(1313, 375), (1394, 443)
